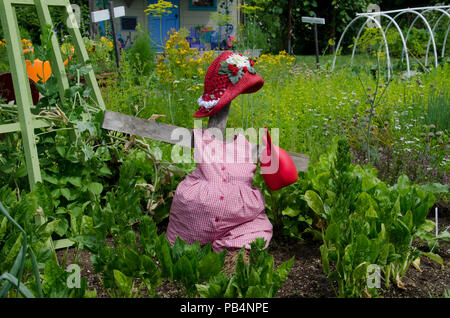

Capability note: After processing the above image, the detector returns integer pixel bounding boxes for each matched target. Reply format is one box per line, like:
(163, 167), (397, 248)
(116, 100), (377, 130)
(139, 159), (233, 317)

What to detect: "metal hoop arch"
(332, 15), (391, 80)
(423, 8), (450, 65)
(351, 12), (410, 77)
(332, 5), (450, 76)
(384, 9), (438, 67)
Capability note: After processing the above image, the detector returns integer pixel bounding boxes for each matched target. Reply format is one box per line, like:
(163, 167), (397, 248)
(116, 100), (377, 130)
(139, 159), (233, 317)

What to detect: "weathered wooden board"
(102, 110), (310, 172)
(102, 109), (194, 147)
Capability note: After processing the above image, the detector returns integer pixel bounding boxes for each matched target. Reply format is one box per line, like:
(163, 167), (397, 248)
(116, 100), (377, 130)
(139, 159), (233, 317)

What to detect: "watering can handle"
(262, 127), (272, 156)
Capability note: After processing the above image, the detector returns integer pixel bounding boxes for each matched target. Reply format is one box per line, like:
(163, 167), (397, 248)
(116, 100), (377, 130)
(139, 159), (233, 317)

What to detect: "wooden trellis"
(0, 0), (105, 248)
(0, 0), (105, 192)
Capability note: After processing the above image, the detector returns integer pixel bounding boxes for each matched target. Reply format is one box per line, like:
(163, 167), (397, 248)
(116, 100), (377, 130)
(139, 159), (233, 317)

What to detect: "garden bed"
(55, 212), (450, 298)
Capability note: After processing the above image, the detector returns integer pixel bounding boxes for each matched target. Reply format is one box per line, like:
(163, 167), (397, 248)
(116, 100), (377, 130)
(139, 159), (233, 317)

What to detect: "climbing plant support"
(0, 0), (105, 248)
(332, 5), (450, 78)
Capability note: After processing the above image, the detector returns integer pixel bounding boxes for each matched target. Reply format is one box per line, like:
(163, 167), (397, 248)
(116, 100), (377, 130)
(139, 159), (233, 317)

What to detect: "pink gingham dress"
(166, 129), (273, 252)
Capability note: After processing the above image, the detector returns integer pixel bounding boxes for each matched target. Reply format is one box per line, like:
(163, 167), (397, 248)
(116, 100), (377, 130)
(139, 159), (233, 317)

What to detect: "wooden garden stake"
(301, 14), (325, 69)
(90, 2), (125, 69)
(108, 1), (121, 69)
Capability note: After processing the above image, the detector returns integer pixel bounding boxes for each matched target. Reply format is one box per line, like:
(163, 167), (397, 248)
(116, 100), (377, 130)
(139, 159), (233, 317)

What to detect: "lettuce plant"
(196, 238), (294, 298)
(305, 138), (447, 297)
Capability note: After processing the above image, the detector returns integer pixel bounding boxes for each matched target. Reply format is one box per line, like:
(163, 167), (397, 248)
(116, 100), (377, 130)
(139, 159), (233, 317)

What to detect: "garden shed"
(91, 0), (240, 49)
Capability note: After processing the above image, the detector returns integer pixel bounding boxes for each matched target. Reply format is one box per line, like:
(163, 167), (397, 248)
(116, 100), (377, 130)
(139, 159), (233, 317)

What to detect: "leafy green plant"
(0, 201), (42, 298)
(196, 238), (294, 298)
(40, 259), (93, 298)
(305, 138), (447, 297)
(156, 235), (226, 297)
(123, 24), (157, 77)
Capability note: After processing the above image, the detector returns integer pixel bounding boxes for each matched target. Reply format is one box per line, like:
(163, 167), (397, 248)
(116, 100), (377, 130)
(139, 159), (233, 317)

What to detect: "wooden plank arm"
(102, 110), (309, 172)
(102, 110), (194, 147)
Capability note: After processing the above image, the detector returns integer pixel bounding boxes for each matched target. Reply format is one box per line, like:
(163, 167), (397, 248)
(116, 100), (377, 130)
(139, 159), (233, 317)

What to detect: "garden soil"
(56, 212), (450, 298)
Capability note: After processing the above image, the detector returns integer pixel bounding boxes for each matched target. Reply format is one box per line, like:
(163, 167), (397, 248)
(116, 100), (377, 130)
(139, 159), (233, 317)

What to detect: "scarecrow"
(166, 51), (298, 252)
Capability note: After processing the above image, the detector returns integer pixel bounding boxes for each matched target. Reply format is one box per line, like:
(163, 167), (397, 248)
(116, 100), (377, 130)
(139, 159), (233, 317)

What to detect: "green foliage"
(0, 200), (43, 298)
(358, 26), (433, 59)
(41, 259), (90, 298)
(234, 18), (270, 53)
(156, 235), (226, 297)
(123, 25), (157, 77)
(305, 138), (447, 297)
(196, 238), (294, 298)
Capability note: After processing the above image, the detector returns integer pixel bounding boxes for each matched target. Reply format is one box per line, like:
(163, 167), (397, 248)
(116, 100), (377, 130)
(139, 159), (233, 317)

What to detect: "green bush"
(123, 25), (157, 77)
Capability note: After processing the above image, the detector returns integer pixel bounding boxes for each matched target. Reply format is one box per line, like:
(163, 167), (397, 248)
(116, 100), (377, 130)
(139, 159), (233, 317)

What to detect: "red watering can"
(260, 127), (298, 191)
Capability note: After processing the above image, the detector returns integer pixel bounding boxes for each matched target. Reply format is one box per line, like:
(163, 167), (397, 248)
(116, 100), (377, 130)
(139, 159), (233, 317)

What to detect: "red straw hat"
(260, 127), (298, 191)
(194, 51), (264, 118)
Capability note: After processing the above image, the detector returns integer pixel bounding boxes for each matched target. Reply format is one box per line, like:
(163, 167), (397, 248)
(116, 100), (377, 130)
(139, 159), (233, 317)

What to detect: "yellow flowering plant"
(156, 29), (214, 84)
(155, 29), (214, 124)
(83, 36), (115, 73)
(255, 51), (296, 87)
(145, 0), (178, 47)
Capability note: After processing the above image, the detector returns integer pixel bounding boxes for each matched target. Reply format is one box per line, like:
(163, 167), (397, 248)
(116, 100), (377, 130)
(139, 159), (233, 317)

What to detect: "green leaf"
(320, 244), (330, 275)
(228, 70), (245, 85)
(141, 255), (161, 288)
(3, 233), (23, 270)
(419, 183), (448, 194)
(218, 61), (230, 75)
(66, 177), (82, 188)
(353, 262), (369, 280)
(245, 285), (265, 298)
(419, 219), (435, 232)
(0, 273), (35, 298)
(75, 120), (96, 136)
(365, 205), (378, 219)
(80, 216), (93, 235)
(436, 231), (450, 243)
(412, 202), (430, 228)
(36, 247), (52, 268)
(14, 165), (28, 178)
(421, 252), (443, 269)
(0, 216), (8, 241)
(247, 66), (256, 74)
(198, 251), (226, 281)
(156, 234), (173, 280)
(173, 255), (197, 296)
(304, 190), (325, 217)
(395, 175), (411, 196)
(55, 218), (69, 237)
(60, 188), (77, 201)
(273, 256), (294, 294)
(282, 207), (300, 217)
(113, 270), (133, 297)
(325, 223), (340, 243)
(87, 182), (103, 197)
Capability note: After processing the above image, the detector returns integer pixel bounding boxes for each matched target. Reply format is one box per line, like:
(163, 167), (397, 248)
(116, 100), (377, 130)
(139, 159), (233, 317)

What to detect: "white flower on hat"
(226, 53), (251, 69)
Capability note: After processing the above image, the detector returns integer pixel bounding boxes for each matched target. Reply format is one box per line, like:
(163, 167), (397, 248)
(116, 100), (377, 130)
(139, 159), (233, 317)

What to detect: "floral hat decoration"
(194, 51), (264, 118)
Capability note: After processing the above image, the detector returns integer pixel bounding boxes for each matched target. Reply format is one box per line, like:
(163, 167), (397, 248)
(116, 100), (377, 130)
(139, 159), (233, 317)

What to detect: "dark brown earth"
(56, 212), (450, 298)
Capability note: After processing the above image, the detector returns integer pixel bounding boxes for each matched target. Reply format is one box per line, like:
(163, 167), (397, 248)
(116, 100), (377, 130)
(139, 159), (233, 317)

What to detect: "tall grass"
(424, 88), (449, 132)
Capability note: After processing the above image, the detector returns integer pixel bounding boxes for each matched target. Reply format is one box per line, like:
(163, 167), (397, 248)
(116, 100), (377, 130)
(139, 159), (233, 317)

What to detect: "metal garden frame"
(332, 5), (450, 79)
